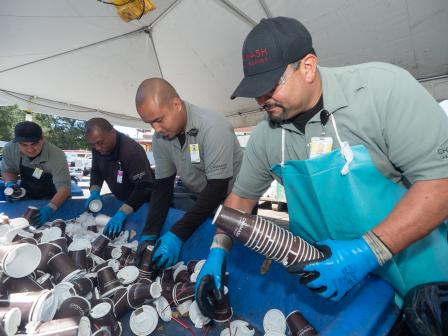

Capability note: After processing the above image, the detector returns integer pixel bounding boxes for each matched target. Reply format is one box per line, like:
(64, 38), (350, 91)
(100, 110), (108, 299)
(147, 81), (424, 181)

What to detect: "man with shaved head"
(135, 78), (243, 269)
(84, 117), (154, 239)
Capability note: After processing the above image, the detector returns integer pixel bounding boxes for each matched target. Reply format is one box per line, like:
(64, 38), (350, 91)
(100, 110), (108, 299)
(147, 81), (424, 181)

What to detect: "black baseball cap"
(13, 121), (43, 143)
(231, 17), (314, 100)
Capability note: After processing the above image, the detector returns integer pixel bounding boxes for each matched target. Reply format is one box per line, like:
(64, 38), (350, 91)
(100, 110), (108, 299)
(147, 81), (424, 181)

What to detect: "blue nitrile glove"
(104, 210), (128, 239)
(151, 231), (183, 269)
(83, 189), (101, 210)
(35, 205), (56, 227)
(4, 181), (18, 202)
(298, 239), (380, 301)
(195, 247), (227, 318)
(195, 247), (227, 295)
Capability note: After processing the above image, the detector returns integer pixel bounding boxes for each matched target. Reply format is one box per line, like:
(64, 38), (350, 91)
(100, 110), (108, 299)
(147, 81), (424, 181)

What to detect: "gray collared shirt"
(234, 62), (448, 199)
(153, 101), (243, 194)
(1, 140), (71, 190)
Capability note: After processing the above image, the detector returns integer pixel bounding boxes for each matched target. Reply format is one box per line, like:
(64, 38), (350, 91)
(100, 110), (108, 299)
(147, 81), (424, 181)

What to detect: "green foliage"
(0, 105), (88, 150)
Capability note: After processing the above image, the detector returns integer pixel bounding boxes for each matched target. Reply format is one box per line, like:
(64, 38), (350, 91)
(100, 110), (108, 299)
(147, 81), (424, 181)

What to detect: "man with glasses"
(83, 118), (154, 239)
(1, 121), (71, 226)
(195, 17), (448, 334)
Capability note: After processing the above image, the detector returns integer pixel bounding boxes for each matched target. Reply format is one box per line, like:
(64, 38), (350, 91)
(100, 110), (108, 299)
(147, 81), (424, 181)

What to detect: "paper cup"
(22, 207), (39, 226)
(263, 309), (287, 334)
(0, 243), (41, 278)
(37, 243), (62, 272)
(26, 316), (91, 336)
(286, 310), (317, 336)
(0, 306), (21, 336)
(130, 305), (158, 336)
(189, 300), (210, 328)
(97, 266), (122, 298)
(88, 199), (103, 213)
(117, 266), (139, 285)
(39, 227), (63, 244)
(55, 295), (91, 319)
(154, 296), (171, 322)
(3, 275), (44, 294)
(47, 252), (81, 284)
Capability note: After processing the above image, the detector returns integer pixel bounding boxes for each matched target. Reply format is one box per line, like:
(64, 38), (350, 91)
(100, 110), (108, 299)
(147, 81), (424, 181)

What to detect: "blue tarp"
(0, 196), (398, 335)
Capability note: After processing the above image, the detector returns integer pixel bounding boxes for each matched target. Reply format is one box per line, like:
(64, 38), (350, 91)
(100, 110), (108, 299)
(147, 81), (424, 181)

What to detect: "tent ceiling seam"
(258, 0), (272, 18)
(0, 88), (141, 121)
(217, 0), (257, 27)
(0, 0), (182, 75)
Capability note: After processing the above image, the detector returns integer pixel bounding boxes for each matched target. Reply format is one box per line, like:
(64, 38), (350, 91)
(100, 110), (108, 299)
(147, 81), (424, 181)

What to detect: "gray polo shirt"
(153, 101), (243, 194)
(1, 141), (71, 190)
(234, 62), (448, 199)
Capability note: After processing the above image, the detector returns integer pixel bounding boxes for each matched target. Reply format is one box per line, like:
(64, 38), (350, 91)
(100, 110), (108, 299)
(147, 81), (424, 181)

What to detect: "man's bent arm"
(373, 179), (448, 254)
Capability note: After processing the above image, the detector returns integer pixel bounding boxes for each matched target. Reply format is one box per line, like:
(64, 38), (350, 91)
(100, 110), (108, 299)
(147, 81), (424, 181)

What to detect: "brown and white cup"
(51, 219), (66, 235)
(91, 235), (110, 259)
(35, 273), (53, 290)
(172, 282), (195, 306)
(68, 249), (88, 271)
(110, 287), (129, 319)
(2, 275), (44, 294)
(54, 295), (91, 319)
(286, 310), (317, 336)
(90, 302), (122, 336)
(47, 252), (81, 284)
(50, 237), (68, 253)
(126, 282), (152, 309)
(37, 243), (62, 272)
(26, 316), (91, 336)
(129, 305), (158, 336)
(213, 205), (324, 267)
(0, 243), (41, 278)
(97, 266), (122, 298)
(8, 289), (57, 326)
(0, 306), (21, 336)
(212, 286), (233, 323)
(117, 266), (139, 285)
(22, 207), (39, 226)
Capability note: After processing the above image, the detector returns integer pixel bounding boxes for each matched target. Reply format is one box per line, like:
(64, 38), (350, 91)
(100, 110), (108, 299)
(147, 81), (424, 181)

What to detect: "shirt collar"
(184, 101), (195, 133)
(28, 141), (49, 164)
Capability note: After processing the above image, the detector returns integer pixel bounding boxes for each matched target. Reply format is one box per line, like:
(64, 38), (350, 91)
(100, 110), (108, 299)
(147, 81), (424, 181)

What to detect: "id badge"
(117, 170), (123, 184)
(32, 167), (43, 179)
(189, 144), (201, 163)
(309, 137), (333, 159)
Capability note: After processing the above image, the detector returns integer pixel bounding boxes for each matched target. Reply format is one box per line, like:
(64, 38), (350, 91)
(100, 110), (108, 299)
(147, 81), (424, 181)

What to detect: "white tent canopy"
(1, 0), (447, 128)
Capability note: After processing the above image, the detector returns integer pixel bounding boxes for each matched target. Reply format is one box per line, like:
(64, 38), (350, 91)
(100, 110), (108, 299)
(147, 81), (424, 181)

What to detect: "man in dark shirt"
(84, 118), (154, 239)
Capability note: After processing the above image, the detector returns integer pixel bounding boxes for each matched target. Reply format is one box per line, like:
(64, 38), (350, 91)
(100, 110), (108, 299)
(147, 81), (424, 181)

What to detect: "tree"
(0, 105), (88, 150)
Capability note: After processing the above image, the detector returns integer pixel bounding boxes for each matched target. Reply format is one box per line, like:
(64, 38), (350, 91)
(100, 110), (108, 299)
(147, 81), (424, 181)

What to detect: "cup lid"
(40, 227), (62, 243)
(88, 199), (102, 213)
(189, 301), (210, 328)
(90, 302), (112, 319)
(9, 217), (30, 229)
(3, 307), (21, 336)
(111, 247), (122, 259)
(149, 281), (162, 299)
(130, 305), (158, 336)
(193, 260), (206, 274)
(3, 243), (41, 278)
(30, 290), (58, 322)
(173, 264), (188, 282)
(176, 299), (193, 316)
(78, 316), (92, 336)
(117, 266), (139, 285)
(263, 309), (286, 333)
(154, 296), (171, 322)
(68, 238), (91, 252)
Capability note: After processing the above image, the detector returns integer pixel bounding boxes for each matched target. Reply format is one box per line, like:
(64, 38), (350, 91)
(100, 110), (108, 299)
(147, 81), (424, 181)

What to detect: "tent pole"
(258, 0), (272, 18)
(218, 0), (257, 27)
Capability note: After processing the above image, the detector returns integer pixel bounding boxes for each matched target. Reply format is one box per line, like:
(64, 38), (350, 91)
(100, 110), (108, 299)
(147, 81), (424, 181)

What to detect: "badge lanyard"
(117, 161), (123, 184)
(309, 110), (333, 159)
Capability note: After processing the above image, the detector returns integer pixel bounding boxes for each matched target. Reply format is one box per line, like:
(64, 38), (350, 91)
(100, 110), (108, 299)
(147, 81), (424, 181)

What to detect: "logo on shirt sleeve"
(437, 140), (448, 160)
(132, 172), (146, 181)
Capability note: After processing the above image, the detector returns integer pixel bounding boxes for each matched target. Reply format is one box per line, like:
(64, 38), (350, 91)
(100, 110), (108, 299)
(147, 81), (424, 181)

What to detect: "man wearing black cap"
(195, 16), (448, 331)
(1, 121), (71, 225)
